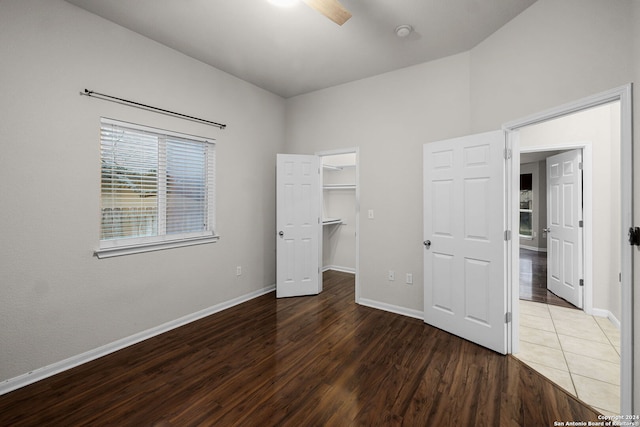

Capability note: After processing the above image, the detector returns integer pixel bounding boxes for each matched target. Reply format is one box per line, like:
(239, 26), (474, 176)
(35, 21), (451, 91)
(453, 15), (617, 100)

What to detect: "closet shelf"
(323, 184), (356, 190)
(322, 218), (343, 225)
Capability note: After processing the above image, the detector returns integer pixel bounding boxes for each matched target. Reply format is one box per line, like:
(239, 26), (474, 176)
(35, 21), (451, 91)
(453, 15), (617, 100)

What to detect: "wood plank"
(0, 271), (601, 426)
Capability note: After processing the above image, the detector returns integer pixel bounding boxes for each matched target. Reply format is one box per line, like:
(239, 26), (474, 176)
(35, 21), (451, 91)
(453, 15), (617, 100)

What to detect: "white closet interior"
(321, 153), (357, 274)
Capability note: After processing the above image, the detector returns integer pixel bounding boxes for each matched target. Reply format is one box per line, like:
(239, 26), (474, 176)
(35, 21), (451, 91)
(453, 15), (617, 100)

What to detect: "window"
(96, 118), (217, 258)
(519, 173), (533, 238)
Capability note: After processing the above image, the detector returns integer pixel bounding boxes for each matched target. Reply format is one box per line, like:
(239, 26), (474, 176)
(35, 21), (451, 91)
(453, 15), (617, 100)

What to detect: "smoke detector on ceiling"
(395, 25), (413, 38)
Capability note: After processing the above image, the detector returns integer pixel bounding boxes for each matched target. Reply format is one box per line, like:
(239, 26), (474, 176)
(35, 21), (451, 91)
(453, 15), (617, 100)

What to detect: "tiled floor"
(515, 300), (621, 416)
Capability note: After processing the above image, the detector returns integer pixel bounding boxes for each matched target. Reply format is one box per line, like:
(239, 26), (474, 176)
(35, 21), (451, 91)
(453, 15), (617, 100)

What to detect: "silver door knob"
(543, 228), (551, 233)
(423, 240), (431, 249)
(278, 231), (284, 237)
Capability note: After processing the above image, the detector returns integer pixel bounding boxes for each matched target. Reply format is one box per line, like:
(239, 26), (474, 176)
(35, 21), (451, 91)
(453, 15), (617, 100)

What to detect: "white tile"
(558, 335), (620, 364)
(515, 341), (568, 371)
(594, 315), (620, 334)
(553, 319), (609, 343)
(520, 313), (556, 332)
(572, 374), (620, 414)
(566, 353), (620, 385)
(548, 305), (588, 320)
(520, 325), (561, 350)
(519, 301), (551, 318)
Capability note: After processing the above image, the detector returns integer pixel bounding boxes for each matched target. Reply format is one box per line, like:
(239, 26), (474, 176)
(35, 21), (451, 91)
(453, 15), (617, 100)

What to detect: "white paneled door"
(423, 131), (507, 354)
(546, 150), (583, 308)
(276, 154), (321, 298)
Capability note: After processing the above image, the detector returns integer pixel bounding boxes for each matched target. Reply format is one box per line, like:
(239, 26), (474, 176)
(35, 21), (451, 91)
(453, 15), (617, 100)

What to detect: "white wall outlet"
(406, 273), (413, 285)
(388, 270), (395, 281)
(236, 266), (242, 276)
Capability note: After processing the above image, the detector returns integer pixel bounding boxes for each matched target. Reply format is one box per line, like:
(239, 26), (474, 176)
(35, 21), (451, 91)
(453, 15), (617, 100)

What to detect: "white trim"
(591, 308), (622, 330)
(322, 265), (356, 274)
(0, 284), (275, 396)
(316, 147), (360, 303)
(95, 234), (220, 258)
(503, 83), (633, 416)
(358, 298), (423, 320)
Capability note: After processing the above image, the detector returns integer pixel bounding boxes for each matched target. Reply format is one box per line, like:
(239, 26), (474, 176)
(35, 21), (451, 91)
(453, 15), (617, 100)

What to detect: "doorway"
(318, 149), (360, 302)
(506, 91), (630, 415)
(519, 148), (586, 310)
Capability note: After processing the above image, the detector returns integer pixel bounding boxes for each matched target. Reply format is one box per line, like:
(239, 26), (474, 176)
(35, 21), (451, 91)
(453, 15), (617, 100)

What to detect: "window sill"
(94, 235), (220, 259)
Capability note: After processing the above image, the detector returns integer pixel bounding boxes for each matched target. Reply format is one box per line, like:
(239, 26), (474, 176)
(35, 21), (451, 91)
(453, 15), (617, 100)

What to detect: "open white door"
(276, 154), (321, 298)
(423, 131), (507, 354)
(546, 150), (583, 308)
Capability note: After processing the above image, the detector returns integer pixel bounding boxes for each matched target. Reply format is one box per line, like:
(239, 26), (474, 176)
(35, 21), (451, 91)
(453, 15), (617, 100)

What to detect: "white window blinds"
(97, 119), (217, 258)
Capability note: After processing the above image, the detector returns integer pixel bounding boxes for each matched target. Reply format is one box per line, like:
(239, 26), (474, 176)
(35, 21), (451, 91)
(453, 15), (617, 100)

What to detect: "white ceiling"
(64, 0), (537, 98)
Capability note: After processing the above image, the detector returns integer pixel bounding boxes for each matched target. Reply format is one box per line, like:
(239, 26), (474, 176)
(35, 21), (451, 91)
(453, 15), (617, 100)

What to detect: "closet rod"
(80, 89), (227, 130)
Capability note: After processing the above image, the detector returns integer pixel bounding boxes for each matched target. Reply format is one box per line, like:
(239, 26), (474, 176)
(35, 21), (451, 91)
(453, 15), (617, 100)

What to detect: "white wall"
(470, 0), (634, 132)
(517, 103), (621, 321)
(0, 0), (285, 383)
(286, 53), (472, 311)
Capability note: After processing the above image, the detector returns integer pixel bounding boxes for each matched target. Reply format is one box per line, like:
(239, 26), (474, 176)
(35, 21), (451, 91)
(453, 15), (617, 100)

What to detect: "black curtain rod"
(80, 89), (227, 130)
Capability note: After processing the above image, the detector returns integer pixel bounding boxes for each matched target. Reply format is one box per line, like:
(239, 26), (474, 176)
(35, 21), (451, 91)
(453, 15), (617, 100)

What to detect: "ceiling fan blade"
(302, 0), (352, 25)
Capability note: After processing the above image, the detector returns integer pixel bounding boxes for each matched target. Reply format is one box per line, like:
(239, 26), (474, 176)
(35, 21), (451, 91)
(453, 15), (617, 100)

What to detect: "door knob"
(423, 240), (431, 249)
(543, 228), (551, 233)
(278, 231), (284, 237)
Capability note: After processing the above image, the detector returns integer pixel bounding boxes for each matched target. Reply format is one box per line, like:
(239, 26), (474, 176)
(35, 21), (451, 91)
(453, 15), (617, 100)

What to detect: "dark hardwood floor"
(0, 271), (599, 426)
(519, 248), (576, 309)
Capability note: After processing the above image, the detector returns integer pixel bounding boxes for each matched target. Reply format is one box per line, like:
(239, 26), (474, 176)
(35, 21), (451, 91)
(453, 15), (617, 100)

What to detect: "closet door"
(423, 131), (507, 354)
(276, 154), (321, 298)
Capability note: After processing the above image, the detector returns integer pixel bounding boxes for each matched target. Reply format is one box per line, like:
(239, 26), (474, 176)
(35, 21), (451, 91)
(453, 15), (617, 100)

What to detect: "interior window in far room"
(519, 173), (533, 238)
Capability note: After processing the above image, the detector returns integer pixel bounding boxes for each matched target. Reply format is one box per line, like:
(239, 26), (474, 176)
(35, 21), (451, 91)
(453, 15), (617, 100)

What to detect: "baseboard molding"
(591, 307), (621, 330)
(519, 245), (547, 253)
(0, 284), (276, 396)
(358, 298), (423, 320)
(322, 265), (356, 274)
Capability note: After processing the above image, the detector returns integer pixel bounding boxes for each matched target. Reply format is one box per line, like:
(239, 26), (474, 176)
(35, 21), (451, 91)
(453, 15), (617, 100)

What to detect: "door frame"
(503, 84), (633, 415)
(316, 147), (360, 303)
(521, 144), (592, 312)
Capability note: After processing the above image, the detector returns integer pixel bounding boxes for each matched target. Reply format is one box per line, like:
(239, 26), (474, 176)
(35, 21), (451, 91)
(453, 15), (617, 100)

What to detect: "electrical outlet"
(236, 266), (242, 276)
(406, 273), (413, 285)
(388, 270), (395, 281)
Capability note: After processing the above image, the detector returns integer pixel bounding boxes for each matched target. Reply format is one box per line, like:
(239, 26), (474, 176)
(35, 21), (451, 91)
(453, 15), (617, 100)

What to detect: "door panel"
(546, 150), (583, 308)
(277, 154), (321, 298)
(424, 130), (507, 354)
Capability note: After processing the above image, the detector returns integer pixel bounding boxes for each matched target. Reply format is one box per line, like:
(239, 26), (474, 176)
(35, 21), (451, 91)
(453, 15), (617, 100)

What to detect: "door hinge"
(505, 312), (512, 323)
(579, 162), (583, 170)
(504, 230), (511, 241)
(579, 220), (583, 228)
(504, 148), (512, 160)
(579, 279), (584, 287)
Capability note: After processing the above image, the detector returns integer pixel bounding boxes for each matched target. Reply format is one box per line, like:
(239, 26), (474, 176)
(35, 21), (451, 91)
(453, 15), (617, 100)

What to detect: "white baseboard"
(322, 265), (356, 274)
(591, 307), (621, 330)
(358, 298), (423, 320)
(0, 284), (276, 396)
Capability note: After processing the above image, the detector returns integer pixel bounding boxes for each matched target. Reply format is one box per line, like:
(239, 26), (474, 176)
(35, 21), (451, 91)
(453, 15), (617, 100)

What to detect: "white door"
(276, 154), (322, 298)
(546, 150), (583, 308)
(423, 131), (507, 354)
